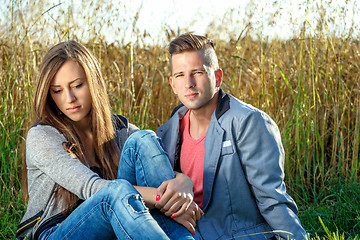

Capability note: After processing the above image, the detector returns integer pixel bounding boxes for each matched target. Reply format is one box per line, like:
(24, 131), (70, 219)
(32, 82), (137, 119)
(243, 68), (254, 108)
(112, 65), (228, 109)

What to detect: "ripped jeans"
(118, 130), (196, 240)
(39, 130), (195, 240)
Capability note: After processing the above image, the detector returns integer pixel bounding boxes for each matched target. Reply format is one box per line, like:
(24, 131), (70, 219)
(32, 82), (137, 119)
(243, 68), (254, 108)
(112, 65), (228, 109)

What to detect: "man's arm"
(236, 110), (308, 240)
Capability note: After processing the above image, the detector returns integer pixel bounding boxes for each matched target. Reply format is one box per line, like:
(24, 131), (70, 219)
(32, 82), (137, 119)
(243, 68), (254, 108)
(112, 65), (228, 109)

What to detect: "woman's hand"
(154, 173), (194, 217)
(172, 201), (203, 235)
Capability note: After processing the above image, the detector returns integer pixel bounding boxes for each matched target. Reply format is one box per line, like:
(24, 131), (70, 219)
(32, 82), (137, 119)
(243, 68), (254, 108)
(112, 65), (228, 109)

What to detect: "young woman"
(16, 40), (201, 240)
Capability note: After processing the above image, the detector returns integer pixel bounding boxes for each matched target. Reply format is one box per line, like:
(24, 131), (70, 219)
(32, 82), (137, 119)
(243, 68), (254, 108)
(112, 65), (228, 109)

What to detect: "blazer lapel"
(202, 118), (224, 211)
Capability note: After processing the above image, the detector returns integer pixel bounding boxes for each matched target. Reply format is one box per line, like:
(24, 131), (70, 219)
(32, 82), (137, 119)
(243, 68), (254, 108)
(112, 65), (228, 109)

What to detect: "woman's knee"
(127, 130), (156, 144)
(101, 180), (148, 211)
(98, 179), (136, 201)
(105, 179), (136, 195)
(106, 180), (149, 214)
(122, 130), (155, 154)
(124, 130), (166, 158)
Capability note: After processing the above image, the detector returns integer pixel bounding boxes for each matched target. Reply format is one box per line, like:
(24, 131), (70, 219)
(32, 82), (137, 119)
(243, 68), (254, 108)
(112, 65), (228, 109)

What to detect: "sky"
(105, 0), (360, 43)
(1, 0), (359, 45)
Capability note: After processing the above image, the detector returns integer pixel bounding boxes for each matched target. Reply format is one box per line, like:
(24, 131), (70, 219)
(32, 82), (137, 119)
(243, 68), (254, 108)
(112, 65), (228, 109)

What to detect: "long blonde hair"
(22, 40), (120, 211)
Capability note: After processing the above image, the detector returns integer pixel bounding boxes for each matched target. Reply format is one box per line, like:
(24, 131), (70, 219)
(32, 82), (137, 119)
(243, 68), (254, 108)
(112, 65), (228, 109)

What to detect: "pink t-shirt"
(180, 110), (205, 209)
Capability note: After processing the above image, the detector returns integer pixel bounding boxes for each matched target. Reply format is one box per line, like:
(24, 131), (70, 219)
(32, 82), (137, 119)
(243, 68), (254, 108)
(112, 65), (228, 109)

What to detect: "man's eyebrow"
(173, 68), (206, 75)
(50, 78), (83, 87)
(192, 68), (205, 72)
(173, 71), (183, 76)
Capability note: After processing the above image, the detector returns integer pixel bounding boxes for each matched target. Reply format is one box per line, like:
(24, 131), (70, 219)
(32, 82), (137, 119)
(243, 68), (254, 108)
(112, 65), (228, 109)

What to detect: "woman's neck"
(73, 114), (92, 134)
(80, 131), (98, 167)
(72, 116), (98, 167)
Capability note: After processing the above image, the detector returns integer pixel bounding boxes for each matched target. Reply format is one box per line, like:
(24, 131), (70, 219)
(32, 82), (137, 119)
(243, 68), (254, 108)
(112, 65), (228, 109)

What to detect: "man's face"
(170, 51), (222, 112)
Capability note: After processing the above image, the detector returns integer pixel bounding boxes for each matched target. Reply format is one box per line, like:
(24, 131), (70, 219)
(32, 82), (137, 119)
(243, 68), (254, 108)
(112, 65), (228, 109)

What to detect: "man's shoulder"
(217, 92), (279, 133)
(170, 104), (184, 118)
(221, 93), (260, 118)
(223, 93), (279, 132)
(157, 106), (186, 137)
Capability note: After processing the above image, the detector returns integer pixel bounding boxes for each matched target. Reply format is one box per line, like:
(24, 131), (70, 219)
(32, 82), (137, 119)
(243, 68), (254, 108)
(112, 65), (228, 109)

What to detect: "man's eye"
(175, 74), (183, 78)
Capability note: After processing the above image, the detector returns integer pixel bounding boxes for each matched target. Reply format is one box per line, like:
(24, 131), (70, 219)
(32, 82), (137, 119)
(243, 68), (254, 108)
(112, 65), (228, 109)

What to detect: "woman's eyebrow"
(50, 78), (84, 87)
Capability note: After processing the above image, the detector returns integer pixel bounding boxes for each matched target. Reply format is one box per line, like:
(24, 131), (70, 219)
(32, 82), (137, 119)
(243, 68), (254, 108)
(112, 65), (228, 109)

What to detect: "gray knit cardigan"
(16, 115), (138, 240)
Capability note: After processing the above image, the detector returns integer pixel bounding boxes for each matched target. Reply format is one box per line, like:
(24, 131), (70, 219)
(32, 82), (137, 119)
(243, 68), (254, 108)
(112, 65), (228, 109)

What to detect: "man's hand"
(172, 201), (203, 235)
(155, 173), (194, 217)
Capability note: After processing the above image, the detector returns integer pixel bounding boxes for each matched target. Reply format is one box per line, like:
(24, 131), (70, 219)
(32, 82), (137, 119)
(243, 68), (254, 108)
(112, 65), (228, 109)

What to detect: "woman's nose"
(65, 89), (76, 103)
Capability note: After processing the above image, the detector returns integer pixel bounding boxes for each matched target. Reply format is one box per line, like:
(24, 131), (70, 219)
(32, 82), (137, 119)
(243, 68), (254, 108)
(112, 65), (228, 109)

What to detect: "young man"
(157, 33), (308, 240)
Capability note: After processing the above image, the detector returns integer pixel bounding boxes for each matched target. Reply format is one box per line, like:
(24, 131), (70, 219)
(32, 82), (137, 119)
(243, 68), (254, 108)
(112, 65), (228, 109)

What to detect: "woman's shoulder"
(112, 115), (139, 133)
(112, 115), (139, 150)
(25, 122), (70, 167)
(27, 122), (66, 142)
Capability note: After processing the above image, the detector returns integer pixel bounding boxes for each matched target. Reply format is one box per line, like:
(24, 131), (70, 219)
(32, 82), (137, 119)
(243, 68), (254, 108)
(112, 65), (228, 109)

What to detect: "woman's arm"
(134, 172), (194, 212)
(134, 182), (202, 236)
(155, 173), (194, 216)
(27, 125), (109, 199)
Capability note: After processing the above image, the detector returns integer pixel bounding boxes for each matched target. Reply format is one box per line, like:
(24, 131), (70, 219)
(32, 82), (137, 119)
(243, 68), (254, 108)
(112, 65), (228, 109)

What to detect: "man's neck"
(188, 91), (219, 139)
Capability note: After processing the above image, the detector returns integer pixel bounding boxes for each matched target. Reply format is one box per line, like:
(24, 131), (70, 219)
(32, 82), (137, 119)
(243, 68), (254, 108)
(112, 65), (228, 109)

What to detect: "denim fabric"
(39, 130), (196, 240)
(118, 130), (196, 240)
(39, 179), (169, 240)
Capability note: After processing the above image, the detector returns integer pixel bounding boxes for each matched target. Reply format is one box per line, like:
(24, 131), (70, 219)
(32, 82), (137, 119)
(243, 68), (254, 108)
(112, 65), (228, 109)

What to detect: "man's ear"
(169, 76), (177, 94)
(215, 68), (223, 87)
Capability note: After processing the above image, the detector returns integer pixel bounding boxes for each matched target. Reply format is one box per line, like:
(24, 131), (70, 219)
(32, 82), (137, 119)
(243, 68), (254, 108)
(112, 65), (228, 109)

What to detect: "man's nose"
(185, 75), (196, 88)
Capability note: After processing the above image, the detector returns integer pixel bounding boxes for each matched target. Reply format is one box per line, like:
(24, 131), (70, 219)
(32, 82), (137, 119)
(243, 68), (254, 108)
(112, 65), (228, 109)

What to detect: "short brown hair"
(169, 33), (219, 70)
(169, 33), (214, 54)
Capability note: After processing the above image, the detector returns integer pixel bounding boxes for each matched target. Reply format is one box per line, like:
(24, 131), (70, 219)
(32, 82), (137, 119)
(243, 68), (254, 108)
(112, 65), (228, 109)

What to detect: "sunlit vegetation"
(0, 1), (359, 239)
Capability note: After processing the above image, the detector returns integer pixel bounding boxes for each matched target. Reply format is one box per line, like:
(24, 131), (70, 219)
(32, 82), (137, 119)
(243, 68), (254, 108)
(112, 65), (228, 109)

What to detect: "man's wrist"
(175, 173), (194, 192)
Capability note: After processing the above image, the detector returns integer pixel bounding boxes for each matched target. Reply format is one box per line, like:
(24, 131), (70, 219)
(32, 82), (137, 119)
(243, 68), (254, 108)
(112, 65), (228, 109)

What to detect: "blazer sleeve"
(26, 125), (109, 200)
(236, 110), (308, 240)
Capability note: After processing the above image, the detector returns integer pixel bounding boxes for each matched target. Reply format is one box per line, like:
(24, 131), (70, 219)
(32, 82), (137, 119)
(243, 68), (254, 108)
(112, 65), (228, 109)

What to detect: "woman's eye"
(52, 89), (61, 94)
(74, 83), (83, 88)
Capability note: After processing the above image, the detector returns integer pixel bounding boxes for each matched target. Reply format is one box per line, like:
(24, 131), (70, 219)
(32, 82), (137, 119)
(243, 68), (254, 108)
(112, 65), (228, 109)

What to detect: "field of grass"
(1, 1), (359, 239)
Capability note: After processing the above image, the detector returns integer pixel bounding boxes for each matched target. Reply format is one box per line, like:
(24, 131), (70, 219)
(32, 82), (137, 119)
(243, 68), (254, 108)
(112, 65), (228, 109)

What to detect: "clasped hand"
(154, 173), (203, 235)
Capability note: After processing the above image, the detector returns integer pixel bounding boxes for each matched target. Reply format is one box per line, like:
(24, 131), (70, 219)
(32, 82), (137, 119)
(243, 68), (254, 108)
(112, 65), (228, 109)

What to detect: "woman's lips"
(66, 106), (81, 112)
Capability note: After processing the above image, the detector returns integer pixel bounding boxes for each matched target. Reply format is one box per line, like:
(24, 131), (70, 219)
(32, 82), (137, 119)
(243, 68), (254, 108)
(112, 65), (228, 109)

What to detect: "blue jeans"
(118, 130), (195, 239)
(39, 130), (195, 240)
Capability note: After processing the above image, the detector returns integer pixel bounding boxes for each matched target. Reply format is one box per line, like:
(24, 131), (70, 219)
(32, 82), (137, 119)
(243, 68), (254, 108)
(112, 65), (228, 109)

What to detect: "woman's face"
(50, 60), (92, 128)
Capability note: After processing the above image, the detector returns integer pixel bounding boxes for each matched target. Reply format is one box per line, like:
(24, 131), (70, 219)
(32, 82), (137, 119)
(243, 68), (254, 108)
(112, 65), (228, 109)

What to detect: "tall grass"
(0, 0), (359, 239)
(0, 36), (32, 238)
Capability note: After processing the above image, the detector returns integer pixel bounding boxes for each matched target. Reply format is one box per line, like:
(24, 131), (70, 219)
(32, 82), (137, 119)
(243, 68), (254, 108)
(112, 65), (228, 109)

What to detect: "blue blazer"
(157, 89), (307, 240)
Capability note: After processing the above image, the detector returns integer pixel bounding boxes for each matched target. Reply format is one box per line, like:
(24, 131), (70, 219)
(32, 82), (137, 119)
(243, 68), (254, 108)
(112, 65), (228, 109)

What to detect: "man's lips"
(185, 92), (198, 99)
(66, 106), (81, 112)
